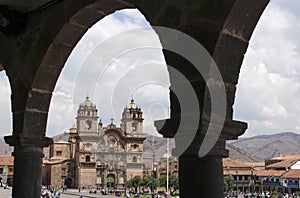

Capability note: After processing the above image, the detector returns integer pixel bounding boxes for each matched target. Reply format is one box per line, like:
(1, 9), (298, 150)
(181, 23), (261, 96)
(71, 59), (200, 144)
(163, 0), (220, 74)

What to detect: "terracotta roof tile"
(281, 169), (300, 179)
(267, 160), (297, 169)
(254, 170), (286, 177)
(223, 158), (251, 168)
(224, 170), (253, 176)
(0, 156), (14, 166)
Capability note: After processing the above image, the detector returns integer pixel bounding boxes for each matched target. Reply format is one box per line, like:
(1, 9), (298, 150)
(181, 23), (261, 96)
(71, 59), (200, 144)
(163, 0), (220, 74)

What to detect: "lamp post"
(124, 148), (127, 197)
(251, 167), (254, 198)
(163, 138), (170, 195)
(78, 163), (82, 192)
(226, 166), (230, 193)
(151, 136), (155, 198)
(236, 170), (238, 198)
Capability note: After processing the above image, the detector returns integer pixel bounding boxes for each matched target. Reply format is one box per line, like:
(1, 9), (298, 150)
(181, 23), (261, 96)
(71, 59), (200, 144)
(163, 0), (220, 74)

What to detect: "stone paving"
(0, 187), (12, 197)
(0, 187), (121, 198)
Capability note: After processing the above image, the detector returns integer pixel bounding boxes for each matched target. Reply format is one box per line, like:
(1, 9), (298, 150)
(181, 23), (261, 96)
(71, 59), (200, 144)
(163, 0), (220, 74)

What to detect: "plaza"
(0, 187), (121, 198)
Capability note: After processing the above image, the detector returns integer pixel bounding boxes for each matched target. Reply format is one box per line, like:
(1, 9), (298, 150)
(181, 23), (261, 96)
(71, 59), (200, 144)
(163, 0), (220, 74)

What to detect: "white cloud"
(234, 0), (300, 137)
(0, 72), (12, 136)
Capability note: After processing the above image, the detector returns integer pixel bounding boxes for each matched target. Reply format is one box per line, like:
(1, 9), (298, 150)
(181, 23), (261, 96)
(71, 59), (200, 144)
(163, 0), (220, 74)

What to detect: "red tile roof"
(281, 169), (300, 179)
(223, 158), (251, 168)
(224, 170), (253, 176)
(266, 160), (297, 169)
(0, 156), (14, 166)
(254, 169), (286, 177)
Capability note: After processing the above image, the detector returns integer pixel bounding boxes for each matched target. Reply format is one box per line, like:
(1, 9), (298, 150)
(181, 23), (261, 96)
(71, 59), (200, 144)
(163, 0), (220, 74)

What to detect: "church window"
(132, 156), (137, 163)
(132, 123), (137, 131)
(109, 153), (113, 161)
(133, 144), (138, 149)
(85, 155), (91, 162)
(56, 151), (62, 156)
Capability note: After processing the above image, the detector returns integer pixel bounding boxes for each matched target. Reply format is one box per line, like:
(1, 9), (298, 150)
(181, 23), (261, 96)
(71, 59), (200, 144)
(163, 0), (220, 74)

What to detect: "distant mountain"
(143, 136), (263, 163)
(229, 132), (300, 160)
(2, 132), (299, 163)
(0, 137), (13, 155)
(226, 144), (263, 163)
(52, 132), (69, 142)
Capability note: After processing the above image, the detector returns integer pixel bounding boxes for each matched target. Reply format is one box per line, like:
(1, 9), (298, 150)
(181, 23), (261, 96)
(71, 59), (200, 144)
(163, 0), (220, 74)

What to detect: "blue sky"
(0, 0), (300, 138)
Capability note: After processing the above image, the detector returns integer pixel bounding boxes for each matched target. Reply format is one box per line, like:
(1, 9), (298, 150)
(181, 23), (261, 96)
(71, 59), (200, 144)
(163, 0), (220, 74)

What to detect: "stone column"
(5, 136), (52, 198)
(155, 115), (247, 198)
(179, 156), (223, 197)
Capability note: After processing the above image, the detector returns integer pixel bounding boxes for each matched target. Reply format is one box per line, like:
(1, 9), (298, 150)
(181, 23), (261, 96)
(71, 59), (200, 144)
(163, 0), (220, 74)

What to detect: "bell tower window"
(132, 156), (137, 163)
(85, 155), (91, 162)
(131, 123), (137, 131)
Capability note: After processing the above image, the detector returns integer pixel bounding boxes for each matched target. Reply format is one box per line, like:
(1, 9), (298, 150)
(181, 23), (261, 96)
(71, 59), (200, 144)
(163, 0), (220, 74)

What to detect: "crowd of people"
(225, 190), (300, 198)
(41, 185), (61, 198)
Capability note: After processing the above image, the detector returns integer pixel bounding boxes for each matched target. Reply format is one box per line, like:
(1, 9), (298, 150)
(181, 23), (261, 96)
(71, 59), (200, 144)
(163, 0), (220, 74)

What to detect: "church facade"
(43, 97), (146, 190)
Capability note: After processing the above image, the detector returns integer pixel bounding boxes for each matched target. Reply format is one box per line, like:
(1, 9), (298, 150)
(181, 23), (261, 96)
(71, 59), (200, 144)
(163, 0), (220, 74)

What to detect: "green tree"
(158, 175), (167, 190)
(169, 175), (179, 195)
(141, 175), (152, 189)
(131, 176), (142, 193)
(126, 179), (133, 189)
(223, 176), (233, 192)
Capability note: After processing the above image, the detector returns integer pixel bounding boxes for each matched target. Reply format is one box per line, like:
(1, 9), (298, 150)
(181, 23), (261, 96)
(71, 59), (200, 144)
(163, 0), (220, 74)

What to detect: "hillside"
(1, 132), (299, 162)
(229, 132), (300, 159)
(226, 144), (263, 163)
(143, 136), (262, 163)
(0, 138), (13, 155)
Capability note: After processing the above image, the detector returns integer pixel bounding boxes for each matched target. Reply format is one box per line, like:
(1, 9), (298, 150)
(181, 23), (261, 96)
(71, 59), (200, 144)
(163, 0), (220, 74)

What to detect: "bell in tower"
(121, 99), (144, 136)
(76, 96), (99, 136)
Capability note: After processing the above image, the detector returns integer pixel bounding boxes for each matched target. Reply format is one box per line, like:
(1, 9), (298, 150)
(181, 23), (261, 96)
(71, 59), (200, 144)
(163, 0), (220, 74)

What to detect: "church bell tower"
(121, 99), (143, 137)
(76, 96), (99, 135)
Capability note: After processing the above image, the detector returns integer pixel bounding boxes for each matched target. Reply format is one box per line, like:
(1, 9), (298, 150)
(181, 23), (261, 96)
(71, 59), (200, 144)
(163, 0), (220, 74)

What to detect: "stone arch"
(0, 0), (272, 197)
(212, 0), (270, 119)
(27, 0), (136, 140)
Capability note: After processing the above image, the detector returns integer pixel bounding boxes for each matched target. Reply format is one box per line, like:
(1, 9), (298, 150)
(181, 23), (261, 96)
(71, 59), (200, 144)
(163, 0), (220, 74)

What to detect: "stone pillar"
(155, 116), (247, 198)
(12, 146), (44, 197)
(179, 156), (223, 197)
(5, 136), (52, 198)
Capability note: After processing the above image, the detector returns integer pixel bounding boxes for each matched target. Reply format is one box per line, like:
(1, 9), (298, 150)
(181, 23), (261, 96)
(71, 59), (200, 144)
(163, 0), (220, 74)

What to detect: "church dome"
(126, 99), (138, 109)
(79, 96), (96, 108)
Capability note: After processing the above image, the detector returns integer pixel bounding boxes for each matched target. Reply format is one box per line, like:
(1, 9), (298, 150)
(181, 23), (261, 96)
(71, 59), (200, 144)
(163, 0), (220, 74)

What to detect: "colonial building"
(43, 97), (146, 190)
(0, 156), (14, 186)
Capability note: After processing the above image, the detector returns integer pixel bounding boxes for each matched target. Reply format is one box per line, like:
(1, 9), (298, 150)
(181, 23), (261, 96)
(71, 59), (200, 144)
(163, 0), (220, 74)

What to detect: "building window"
(56, 151), (62, 156)
(132, 123), (137, 131)
(86, 155), (91, 162)
(133, 144), (138, 149)
(0, 168), (3, 174)
(109, 153), (113, 161)
(132, 156), (137, 163)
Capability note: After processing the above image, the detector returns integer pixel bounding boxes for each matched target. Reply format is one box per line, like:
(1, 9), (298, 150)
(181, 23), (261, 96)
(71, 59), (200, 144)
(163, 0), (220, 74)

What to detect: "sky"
(0, 0), (300, 138)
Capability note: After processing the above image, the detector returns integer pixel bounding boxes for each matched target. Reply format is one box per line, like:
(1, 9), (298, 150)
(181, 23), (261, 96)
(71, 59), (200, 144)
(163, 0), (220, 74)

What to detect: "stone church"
(43, 97), (146, 190)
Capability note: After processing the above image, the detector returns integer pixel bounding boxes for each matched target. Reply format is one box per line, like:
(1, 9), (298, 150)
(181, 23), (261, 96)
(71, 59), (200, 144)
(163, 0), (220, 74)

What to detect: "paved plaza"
(0, 187), (121, 198)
